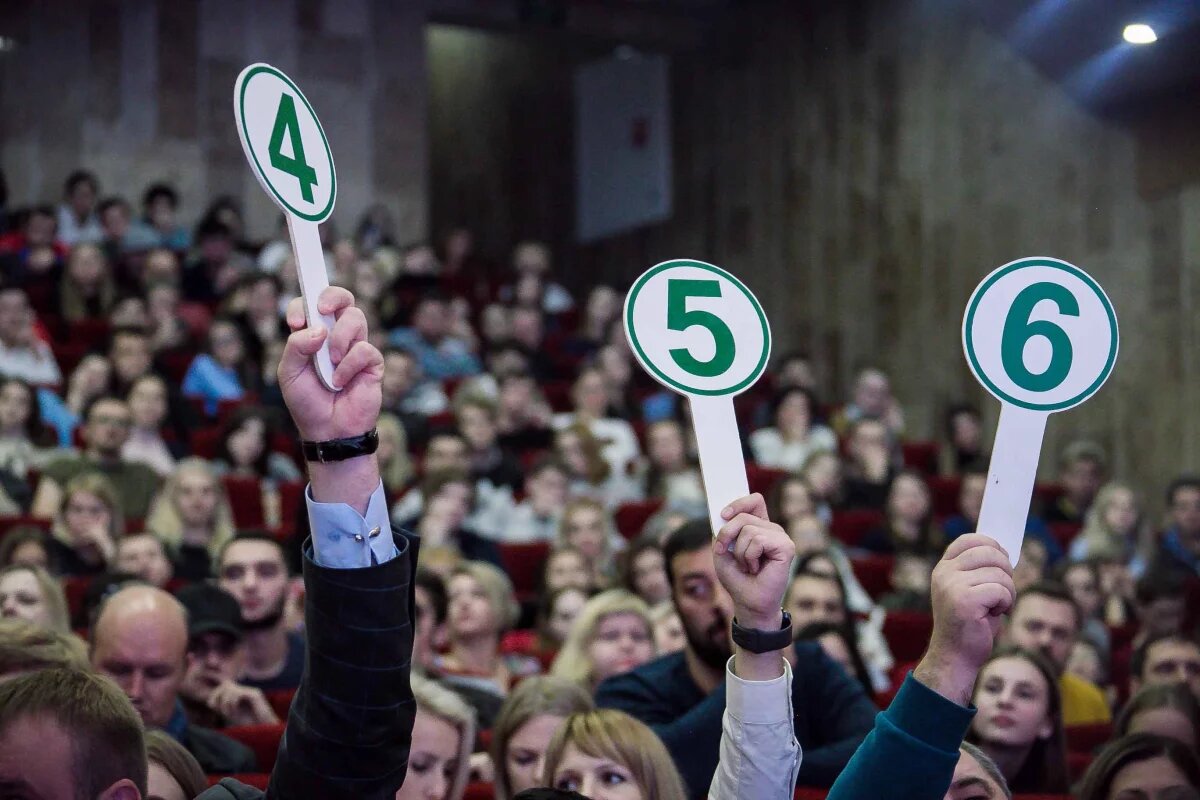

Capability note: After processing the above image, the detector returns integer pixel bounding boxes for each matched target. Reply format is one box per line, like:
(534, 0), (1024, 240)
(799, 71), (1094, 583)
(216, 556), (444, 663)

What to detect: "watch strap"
(731, 609), (793, 654)
(301, 429), (380, 463)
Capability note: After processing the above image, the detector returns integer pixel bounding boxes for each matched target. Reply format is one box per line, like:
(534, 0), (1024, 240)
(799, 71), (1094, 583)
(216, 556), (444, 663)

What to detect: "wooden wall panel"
(570, 0), (1199, 507)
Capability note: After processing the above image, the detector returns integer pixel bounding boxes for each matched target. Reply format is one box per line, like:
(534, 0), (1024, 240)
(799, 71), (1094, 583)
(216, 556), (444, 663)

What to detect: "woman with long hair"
(544, 709), (688, 800)
(1116, 684), (1200, 751)
(618, 535), (671, 607)
(966, 647), (1069, 794)
(641, 420), (704, 506)
(213, 406), (302, 483)
(0, 376), (56, 482)
(554, 423), (638, 509)
(145, 730), (208, 800)
(860, 469), (941, 556)
(121, 373), (177, 477)
(145, 457), (236, 581)
(59, 243), (116, 322)
(0, 564), (70, 632)
(1077, 733), (1200, 800)
(395, 673), (477, 800)
(1071, 481), (1151, 574)
(551, 590), (655, 692)
(748, 386), (837, 472)
(794, 620), (874, 698)
(490, 676), (595, 800)
(558, 498), (621, 587)
(47, 472), (123, 576)
(182, 317), (252, 416)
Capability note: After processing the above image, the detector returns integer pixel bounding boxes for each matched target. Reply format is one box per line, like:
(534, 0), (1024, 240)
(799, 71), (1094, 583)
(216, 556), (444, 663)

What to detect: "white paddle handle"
(976, 404), (1048, 566)
(689, 395), (751, 536)
(285, 216), (339, 392)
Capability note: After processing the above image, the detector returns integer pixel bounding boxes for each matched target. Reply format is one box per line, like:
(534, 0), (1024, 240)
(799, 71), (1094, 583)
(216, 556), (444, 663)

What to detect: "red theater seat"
(223, 723), (285, 773)
(0, 514), (51, 537)
(498, 541), (550, 602)
(882, 611), (934, 662)
(927, 475), (961, 518)
(615, 499), (664, 540)
(901, 440), (939, 475)
(464, 782), (496, 800)
(207, 774), (271, 790)
(745, 463), (787, 497)
(222, 475), (265, 528)
(1065, 721), (1113, 753)
(266, 688), (296, 720)
(830, 509), (885, 548)
(849, 554), (894, 600)
(1049, 521), (1082, 548)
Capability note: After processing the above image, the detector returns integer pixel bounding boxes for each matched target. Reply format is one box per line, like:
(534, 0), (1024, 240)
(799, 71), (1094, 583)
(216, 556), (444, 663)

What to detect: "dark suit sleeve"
(266, 528), (419, 800)
(792, 642), (877, 786)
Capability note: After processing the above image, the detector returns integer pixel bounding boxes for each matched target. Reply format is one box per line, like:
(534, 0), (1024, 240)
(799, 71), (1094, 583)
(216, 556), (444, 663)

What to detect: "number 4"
(269, 94), (318, 203)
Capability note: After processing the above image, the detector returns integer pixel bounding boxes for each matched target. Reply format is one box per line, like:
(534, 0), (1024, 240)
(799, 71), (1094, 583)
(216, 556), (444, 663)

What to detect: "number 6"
(1000, 282), (1079, 393)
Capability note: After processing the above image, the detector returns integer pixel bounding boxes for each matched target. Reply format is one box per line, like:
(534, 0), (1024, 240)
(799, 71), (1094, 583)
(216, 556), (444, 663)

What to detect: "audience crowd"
(1, 169), (1200, 800)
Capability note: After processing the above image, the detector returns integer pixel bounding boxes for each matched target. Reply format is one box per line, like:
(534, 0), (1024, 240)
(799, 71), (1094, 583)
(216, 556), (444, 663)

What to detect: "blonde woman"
(558, 498), (623, 586)
(1071, 481), (1151, 575)
(551, 590), (655, 692)
(0, 564), (70, 632)
(376, 412), (414, 497)
(396, 673), (476, 800)
(435, 561), (540, 694)
(59, 243), (116, 323)
(145, 457), (236, 581)
(490, 676), (595, 799)
(48, 472), (123, 576)
(543, 708), (688, 800)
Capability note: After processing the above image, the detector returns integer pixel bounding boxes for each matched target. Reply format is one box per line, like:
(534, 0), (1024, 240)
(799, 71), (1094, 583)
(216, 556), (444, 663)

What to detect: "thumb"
(278, 327), (326, 386)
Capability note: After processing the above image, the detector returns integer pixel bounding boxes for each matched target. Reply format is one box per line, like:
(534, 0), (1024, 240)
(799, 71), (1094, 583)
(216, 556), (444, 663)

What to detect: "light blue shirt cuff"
(305, 481), (398, 568)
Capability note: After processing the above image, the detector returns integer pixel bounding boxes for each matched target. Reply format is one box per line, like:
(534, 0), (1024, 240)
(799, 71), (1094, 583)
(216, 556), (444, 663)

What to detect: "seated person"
(396, 675), (476, 800)
(457, 394), (525, 494)
(597, 516), (875, 790)
(434, 561), (540, 697)
(860, 469), (942, 556)
(940, 403), (986, 475)
(1042, 439), (1107, 525)
(396, 468), (502, 567)
(0, 285), (62, 387)
(89, 583), (258, 773)
(490, 676), (595, 800)
(748, 386), (837, 472)
(1004, 580), (1112, 725)
(795, 621), (875, 697)
(216, 532), (305, 692)
(145, 457), (237, 582)
(1075, 733), (1200, 800)
(113, 531), (174, 588)
(841, 418), (896, 511)
(1131, 634), (1200, 700)
(550, 589), (655, 693)
(500, 457), (569, 544)
(558, 497), (622, 587)
(619, 534), (672, 607)
(965, 646), (1069, 793)
(1116, 684), (1200, 750)
(145, 729), (209, 800)
(31, 395), (162, 520)
(832, 367), (905, 439)
(46, 472), (124, 576)
(0, 564), (70, 632)
(177, 582), (280, 729)
(211, 406), (303, 483)
(1070, 480), (1150, 572)
(1148, 475), (1200, 582)
(642, 419), (705, 507)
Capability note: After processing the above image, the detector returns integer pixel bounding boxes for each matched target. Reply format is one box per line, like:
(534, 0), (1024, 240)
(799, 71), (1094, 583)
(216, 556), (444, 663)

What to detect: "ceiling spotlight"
(1123, 23), (1158, 44)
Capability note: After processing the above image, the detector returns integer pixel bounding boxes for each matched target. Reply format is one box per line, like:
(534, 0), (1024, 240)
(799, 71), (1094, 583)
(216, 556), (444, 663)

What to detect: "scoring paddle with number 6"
(963, 257), (1118, 565)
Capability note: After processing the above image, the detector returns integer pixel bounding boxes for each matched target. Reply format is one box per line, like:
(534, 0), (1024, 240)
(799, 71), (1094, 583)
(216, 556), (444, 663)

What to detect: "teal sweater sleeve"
(826, 674), (975, 800)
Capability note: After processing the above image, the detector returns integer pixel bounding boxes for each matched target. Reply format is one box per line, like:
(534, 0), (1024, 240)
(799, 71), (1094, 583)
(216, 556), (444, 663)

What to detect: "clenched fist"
(713, 493), (796, 632)
(913, 533), (1016, 706)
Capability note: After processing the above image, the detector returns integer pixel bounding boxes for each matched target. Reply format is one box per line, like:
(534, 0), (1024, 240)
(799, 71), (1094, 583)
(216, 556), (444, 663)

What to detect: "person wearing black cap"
(177, 583), (279, 729)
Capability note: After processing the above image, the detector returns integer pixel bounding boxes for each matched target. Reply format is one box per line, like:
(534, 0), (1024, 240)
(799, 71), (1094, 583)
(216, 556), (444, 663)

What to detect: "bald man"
(91, 584), (256, 774)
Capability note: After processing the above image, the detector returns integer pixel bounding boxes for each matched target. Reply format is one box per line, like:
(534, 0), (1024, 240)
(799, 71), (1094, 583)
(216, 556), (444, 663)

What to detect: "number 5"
(1001, 282), (1078, 392)
(667, 279), (736, 378)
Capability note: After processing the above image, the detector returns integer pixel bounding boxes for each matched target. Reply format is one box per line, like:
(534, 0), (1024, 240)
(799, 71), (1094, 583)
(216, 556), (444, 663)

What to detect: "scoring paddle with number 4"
(626, 260), (771, 534)
(963, 257), (1118, 565)
(234, 63), (339, 390)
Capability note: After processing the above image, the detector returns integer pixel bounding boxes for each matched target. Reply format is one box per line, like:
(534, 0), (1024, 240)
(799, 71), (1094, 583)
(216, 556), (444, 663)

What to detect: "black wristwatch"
(301, 429), (380, 463)
(731, 609), (793, 654)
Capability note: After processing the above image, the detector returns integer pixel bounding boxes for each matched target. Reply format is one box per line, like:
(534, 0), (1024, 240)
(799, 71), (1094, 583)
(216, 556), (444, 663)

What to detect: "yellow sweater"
(1060, 672), (1112, 725)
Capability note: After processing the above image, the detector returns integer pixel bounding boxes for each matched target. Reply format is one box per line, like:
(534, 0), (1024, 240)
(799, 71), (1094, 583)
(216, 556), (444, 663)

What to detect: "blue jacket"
(827, 673), (975, 800)
(596, 641), (875, 797)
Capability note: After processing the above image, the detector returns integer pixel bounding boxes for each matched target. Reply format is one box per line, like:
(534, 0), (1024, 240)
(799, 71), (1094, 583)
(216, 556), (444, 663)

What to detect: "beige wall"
(573, 0), (1200, 501)
(0, 0), (429, 242)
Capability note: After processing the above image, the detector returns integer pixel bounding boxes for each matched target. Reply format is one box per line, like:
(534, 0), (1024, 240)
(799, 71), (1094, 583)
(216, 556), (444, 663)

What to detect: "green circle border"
(963, 257), (1118, 412)
(238, 65), (337, 222)
(625, 259), (772, 397)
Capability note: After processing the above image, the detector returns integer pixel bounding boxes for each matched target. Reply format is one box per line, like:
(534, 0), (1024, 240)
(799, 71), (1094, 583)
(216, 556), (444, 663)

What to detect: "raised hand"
(913, 533), (1016, 706)
(279, 286), (383, 443)
(714, 493), (796, 631)
(207, 680), (280, 727)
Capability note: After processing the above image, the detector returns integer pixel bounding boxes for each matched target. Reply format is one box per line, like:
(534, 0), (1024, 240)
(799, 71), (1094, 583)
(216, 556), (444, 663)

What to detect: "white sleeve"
(708, 658), (801, 800)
